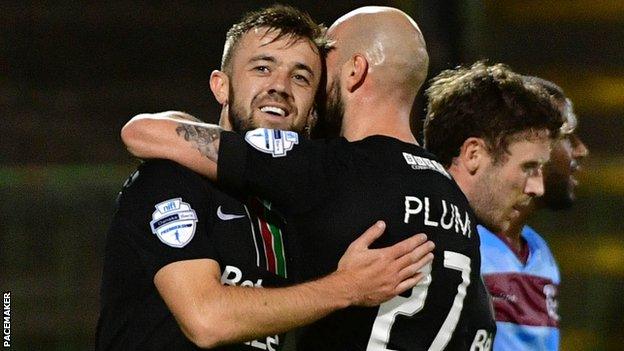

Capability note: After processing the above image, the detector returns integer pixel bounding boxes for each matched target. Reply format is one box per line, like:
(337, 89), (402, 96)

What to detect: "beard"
(540, 171), (575, 210)
(311, 78), (343, 139)
(227, 86), (304, 134)
(471, 165), (509, 233)
(227, 86), (256, 134)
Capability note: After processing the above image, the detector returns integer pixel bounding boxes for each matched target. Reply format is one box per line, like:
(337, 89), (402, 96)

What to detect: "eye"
(522, 163), (542, 177)
(253, 65), (270, 73)
(293, 73), (311, 86)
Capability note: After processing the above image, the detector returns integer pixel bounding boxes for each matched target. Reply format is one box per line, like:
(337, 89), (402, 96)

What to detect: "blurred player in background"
(478, 76), (588, 351)
(96, 5), (433, 350)
(424, 61), (566, 349)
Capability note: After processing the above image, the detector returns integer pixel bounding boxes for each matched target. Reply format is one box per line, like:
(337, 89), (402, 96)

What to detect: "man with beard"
(477, 76), (588, 351)
(96, 5), (434, 351)
(121, 7), (510, 349)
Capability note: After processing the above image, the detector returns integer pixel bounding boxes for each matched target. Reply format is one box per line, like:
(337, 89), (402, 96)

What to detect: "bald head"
(328, 6), (429, 94)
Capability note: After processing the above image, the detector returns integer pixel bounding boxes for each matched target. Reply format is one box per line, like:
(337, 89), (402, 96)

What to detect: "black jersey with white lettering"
(218, 130), (496, 351)
(96, 159), (290, 351)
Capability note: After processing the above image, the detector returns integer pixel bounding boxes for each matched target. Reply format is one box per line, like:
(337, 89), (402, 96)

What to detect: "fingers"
(394, 251), (434, 295)
(393, 239), (435, 271)
(396, 250), (434, 281)
(349, 221), (386, 249)
(385, 233), (429, 259)
(394, 271), (430, 295)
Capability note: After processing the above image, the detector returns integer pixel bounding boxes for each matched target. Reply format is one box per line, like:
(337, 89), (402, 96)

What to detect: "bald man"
(122, 7), (496, 350)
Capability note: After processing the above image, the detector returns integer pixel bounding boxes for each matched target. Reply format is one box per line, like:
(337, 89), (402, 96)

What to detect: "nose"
(571, 135), (589, 160)
(525, 169), (545, 197)
(267, 69), (292, 99)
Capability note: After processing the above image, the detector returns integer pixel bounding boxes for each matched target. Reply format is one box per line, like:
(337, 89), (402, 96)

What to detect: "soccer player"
(121, 7), (508, 349)
(478, 76), (588, 351)
(423, 62), (566, 350)
(96, 5), (434, 350)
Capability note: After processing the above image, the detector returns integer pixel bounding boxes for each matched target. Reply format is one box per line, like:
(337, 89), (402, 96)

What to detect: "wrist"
(319, 269), (357, 308)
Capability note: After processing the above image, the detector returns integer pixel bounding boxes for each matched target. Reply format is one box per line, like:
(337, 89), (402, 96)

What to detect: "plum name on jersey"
(220, 266), (280, 350)
(404, 196), (472, 238)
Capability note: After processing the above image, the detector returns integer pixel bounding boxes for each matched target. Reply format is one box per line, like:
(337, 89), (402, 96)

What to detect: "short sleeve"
(217, 129), (332, 214)
(113, 159), (218, 278)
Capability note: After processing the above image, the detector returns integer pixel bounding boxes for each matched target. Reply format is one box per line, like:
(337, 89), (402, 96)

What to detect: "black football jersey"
(96, 159), (290, 351)
(218, 130), (496, 351)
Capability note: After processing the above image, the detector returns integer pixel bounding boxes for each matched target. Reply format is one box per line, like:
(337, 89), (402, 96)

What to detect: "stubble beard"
(227, 87), (302, 134)
(312, 78), (343, 139)
(541, 170), (575, 210)
(471, 167), (508, 233)
(227, 86), (256, 134)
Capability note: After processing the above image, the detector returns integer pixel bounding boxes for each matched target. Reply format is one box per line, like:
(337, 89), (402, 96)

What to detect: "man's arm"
(121, 111), (221, 179)
(155, 221), (434, 348)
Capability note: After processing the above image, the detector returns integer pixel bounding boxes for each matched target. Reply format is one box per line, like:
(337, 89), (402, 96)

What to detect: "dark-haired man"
(96, 5), (433, 350)
(478, 77), (588, 351)
(423, 62), (566, 350)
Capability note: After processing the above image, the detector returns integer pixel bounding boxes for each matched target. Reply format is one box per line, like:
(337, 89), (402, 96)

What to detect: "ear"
(458, 137), (489, 174)
(344, 54), (368, 92)
(210, 70), (229, 105)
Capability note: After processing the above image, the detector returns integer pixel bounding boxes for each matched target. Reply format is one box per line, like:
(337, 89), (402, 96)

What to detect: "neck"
(501, 204), (535, 251)
(218, 108), (234, 132)
(341, 92), (417, 144)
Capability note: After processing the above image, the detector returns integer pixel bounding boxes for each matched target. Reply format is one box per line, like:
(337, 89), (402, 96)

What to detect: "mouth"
(259, 105), (290, 118)
(510, 202), (529, 218)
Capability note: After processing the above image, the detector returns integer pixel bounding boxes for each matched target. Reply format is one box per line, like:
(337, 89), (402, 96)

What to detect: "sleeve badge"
(245, 128), (299, 157)
(150, 198), (198, 248)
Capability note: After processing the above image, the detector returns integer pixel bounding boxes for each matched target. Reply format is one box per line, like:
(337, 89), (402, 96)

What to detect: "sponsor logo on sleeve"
(150, 198), (198, 248)
(244, 128), (299, 157)
(402, 152), (451, 179)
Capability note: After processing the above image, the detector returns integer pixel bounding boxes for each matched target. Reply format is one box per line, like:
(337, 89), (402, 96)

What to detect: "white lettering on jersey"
(544, 284), (560, 322)
(221, 265), (278, 349)
(220, 265), (263, 287)
(244, 335), (279, 350)
(402, 152), (451, 179)
(404, 196), (471, 238)
(367, 252), (472, 350)
(245, 128), (299, 157)
(470, 329), (493, 351)
(150, 198), (198, 248)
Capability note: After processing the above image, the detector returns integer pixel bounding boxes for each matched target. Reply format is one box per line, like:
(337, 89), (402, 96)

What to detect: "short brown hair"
(424, 61), (564, 166)
(221, 4), (329, 73)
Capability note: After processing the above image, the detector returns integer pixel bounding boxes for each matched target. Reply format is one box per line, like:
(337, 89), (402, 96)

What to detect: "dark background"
(1, 1), (622, 349)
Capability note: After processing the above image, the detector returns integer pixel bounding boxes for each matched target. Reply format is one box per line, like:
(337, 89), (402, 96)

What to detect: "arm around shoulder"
(121, 111), (221, 180)
(154, 258), (354, 348)
(153, 221), (434, 348)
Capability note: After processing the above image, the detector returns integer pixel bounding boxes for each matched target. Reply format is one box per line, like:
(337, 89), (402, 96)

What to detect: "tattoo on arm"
(175, 123), (222, 162)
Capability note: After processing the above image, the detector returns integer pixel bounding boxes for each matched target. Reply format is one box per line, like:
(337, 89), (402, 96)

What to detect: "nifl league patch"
(245, 128), (299, 157)
(150, 198), (198, 248)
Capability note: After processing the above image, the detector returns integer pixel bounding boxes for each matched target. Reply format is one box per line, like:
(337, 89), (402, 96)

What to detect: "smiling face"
(471, 130), (553, 232)
(214, 27), (322, 133)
